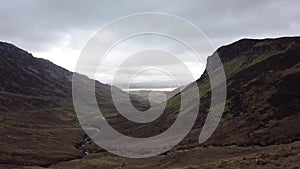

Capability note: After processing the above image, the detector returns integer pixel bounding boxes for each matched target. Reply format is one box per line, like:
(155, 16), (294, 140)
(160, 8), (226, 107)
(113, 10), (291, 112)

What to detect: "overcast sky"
(1, 0), (300, 88)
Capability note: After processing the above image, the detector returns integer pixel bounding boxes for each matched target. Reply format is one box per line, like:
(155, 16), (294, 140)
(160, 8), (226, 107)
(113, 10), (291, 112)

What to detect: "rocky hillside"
(168, 37), (300, 148)
(203, 37), (300, 146)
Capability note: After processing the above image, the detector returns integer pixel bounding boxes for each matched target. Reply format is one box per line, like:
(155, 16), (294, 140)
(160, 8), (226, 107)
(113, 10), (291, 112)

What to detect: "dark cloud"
(2, 0), (299, 51)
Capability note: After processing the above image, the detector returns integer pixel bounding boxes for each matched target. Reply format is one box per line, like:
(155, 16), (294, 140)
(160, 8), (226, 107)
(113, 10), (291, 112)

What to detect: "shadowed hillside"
(0, 42), (148, 167)
(0, 37), (299, 168)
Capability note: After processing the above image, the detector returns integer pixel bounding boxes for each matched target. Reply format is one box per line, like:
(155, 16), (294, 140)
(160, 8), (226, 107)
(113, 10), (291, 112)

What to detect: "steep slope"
(0, 42), (148, 167)
(169, 37), (300, 148)
(0, 42), (83, 167)
(203, 37), (300, 146)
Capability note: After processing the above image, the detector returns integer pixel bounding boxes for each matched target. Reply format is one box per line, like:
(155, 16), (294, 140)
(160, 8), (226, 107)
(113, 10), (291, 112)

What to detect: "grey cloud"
(1, 0), (300, 86)
(2, 0), (300, 52)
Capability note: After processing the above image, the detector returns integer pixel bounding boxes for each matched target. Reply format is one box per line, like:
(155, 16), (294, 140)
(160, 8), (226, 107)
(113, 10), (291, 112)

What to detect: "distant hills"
(0, 37), (299, 168)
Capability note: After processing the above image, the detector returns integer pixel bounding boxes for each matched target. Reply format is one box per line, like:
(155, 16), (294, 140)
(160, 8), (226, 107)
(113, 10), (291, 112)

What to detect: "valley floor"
(1, 141), (299, 169)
